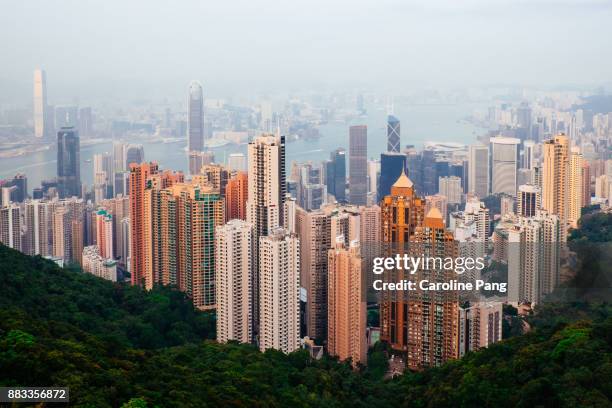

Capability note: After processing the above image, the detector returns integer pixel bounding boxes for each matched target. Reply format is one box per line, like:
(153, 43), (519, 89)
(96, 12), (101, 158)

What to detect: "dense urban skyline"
(1, 2), (611, 401)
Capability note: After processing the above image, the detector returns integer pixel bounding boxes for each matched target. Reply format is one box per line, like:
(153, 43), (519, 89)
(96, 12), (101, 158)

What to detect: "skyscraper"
(188, 81), (204, 173)
(129, 162), (159, 286)
(380, 171), (426, 351)
(325, 149), (346, 203)
(216, 219), (254, 344)
(468, 144), (489, 199)
(247, 133), (286, 329)
(160, 182), (224, 309)
(259, 228), (300, 353)
(33, 69), (49, 138)
(57, 127), (81, 198)
(327, 239), (366, 367)
(378, 152), (407, 203)
(490, 137), (520, 197)
(542, 134), (569, 230)
(387, 115), (401, 153)
(407, 207), (459, 370)
(349, 125), (367, 205)
(568, 147), (584, 229)
(296, 207), (331, 342)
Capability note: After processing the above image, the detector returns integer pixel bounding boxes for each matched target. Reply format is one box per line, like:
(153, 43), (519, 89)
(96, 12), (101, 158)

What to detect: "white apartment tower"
(215, 220), (254, 344)
(258, 228), (300, 353)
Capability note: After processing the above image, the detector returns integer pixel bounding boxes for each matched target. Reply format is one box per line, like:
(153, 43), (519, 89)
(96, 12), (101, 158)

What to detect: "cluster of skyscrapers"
(3, 78), (611, 372)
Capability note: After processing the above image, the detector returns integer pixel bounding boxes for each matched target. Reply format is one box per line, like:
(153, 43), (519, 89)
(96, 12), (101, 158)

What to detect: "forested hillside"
(0, 214), (611, 407)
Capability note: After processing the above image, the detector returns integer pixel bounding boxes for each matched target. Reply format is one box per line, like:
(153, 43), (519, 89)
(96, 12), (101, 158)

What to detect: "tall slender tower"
(295, 207), (331, 342)
(247, 133), (286, 330)
(327, 239), (366, 367)
(542, 134), (569, 231)
(568, 147), (584, 229)
(349, 125), (368, 205)
(129, 162), (159, 286)
(258, 228), (300, 353)
(188, 81), (205, 174)
(57, 127), (81, 198)
(216, 219), (254, 344)
(33, 69), (48, 138)
(380, 170), (425, 351)
(387, 115), (401, 153)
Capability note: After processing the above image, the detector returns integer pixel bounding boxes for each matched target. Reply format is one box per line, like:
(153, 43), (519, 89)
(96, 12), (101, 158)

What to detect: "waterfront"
(0, 103), (487, 193)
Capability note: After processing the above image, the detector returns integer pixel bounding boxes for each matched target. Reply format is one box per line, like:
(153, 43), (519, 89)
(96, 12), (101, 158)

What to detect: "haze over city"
(1, 1), (612, 405)
(2, 0), (612, 103)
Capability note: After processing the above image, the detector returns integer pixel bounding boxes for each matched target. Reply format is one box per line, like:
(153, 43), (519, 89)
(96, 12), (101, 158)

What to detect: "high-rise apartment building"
(215, 219), (254, 344)
(23, 200), (51, 256)
(517, 184), (541, 218)
(582, 161), (591, 207)
(327, 239), (366, 367)
(568, 147), (584, 229)
(129, 162), (159, 286)
(0, 204), (21, 251)
(247, 133), (286, 328)
(258, 228), (300, 353)
(296, 207), (331, 342)
(159, 182), (224, 309)
(507, 211), (560, 304)
(542, 134), (569, 231)
(349, 125), (368, 205)
(406, 208), (459, 370)
(95, 209), (114, 259)
(225, 171), (248, 221)
(57, 127), (81, 198)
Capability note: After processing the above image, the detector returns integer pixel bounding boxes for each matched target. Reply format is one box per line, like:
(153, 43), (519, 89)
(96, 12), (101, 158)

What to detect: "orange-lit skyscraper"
(542, 134), (569, 230)
(380, 170), (425, 350)
(129, 162), (158, 286)
(407, 208), (459, 370)
(327, 239), (366, 367)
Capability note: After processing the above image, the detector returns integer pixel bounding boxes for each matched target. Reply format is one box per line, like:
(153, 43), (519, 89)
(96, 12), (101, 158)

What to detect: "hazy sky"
(1, 0), (611, 103)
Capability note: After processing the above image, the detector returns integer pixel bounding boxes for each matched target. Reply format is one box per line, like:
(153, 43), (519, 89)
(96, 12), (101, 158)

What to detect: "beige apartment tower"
(327, 239), (367, 367)
(542, 134), (569, 231)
